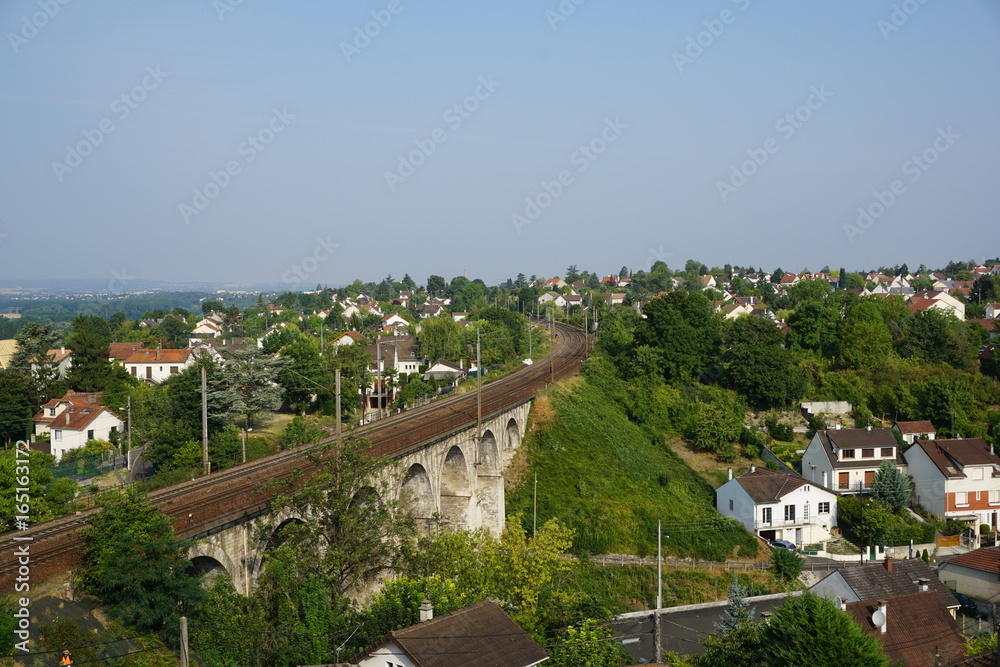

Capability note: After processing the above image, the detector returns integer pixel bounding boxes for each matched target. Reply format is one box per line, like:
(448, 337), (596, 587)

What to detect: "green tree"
(0, 449), (78, 530)
(78, 487), (205, 635)
(418, 314), (464, 362)
(0, 369), (39, 445)
(211, 346), (288, 430)
(639, 291), (721, 383)
(265, 436), (415, 598)
(715, 576), (756, 637)
(65, 315), (114, 392)
(840, 300), (894, 370)
(771, 548), (804, 581)
(724, 315), (804, 410)
(426, 274), (446, 296)
(547, 618), (630, 667)
(869, 459), (912, 513)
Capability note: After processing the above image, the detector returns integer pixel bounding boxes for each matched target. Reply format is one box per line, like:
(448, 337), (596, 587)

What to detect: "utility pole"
(201, 366), (209, 475)
(476, 328), (482, 441)
(335, 368), (342, 443)
(655, 520), (663, 664)
(377, 341), (382, 421)
(126, 395), (132, 453)
(179, 617), (189, 667)
(528, 317), (532, 360)
(533, 472), (538, 537)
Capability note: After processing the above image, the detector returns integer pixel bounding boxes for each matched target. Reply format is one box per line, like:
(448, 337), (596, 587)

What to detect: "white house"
(350, 599), (548, 667)
(799, 427), (903, 494)
(903, 437), (1000, 534)
(716, 466), (838, 547)
(537, 291), (566, 308)
(937, 547), (1000, 601)
(331, 331), (369, 347)
(985, 303), (1000, 319)
(422, 359), (465, 385)
(32, 348), (73, 378)
(891, 420), (936, 445)
(32, 391), (124, 461)
(380, 313), (411, 334)
(124, 348), (195, 383)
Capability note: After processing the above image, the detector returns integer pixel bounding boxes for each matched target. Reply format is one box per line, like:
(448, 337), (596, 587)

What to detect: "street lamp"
(242, 426), (253, 463)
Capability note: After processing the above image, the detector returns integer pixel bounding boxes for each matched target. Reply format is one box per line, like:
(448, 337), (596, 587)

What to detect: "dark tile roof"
(815, 429), (905, 470)
(943, 547), (1000, 574)
(835, 559), (958, 609)
(846, 591), (964, 667)
(949, 651), (998, 666)
(733, 467), (835, 503)
(908, 438), (1000, 479)
(355, 599), (548, 667)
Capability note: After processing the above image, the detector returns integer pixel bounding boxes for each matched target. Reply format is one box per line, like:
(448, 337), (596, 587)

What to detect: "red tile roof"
(894, 420), (935, 435)
(108, 342), (145, 361)
(846, 591), (964, 667)
(944, 547), (1000, 574)
(124, 348), (193, 364)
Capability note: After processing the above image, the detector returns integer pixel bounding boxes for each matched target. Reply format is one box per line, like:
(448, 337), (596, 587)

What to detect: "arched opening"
(189, 555), (229, 587)
(401, 463), (435, 528)
(440, 446), (472, 528)
(479, 430), (500, 474)
(477, 430), (504, 537)
(505, 417), (520, 450)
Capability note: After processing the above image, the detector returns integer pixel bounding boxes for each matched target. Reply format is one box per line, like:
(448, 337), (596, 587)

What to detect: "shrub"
(980, 524), (992, 535)
(772, 548), (804, 581)
(765, 416), (794, 442)
(922, 548), (930, 564)
(739, 427), (764, 459)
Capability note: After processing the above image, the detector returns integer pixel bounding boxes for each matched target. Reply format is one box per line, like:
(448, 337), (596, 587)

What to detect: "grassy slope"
(506, 377), (760, 561)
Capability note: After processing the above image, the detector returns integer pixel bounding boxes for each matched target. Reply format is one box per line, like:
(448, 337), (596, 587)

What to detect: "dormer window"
(881, 447), (894, 458)
(842, 449), (855, 459)
(862, 448), (875, 458)
(49, 408), (55, 417)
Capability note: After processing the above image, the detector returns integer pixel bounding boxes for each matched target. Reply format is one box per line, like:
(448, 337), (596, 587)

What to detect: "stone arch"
(400, 463), (435, 525)
(439, 445), (472, 528)
(188, 541), (239, 589)
(246, 511), (308, 589)
(505, 417), (520, 450)
(479, 430), (500, 474)
(350, 485), (381, 508)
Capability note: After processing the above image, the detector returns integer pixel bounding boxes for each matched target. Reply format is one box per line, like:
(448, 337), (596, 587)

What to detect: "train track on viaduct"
(1, 321), (589, 589)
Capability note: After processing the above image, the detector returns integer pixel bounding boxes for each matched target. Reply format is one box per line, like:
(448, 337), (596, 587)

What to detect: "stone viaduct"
(187, 402), (530, 594)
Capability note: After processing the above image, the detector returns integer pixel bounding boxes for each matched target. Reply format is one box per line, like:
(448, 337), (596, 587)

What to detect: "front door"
(864, 470), (875, 489)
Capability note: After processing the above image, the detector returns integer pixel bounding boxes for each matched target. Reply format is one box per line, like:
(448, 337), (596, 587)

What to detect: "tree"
(9, 321), (59, 373)
(547, 618), (630, 667)
(0, 369), (39, 445)
(869, 459), (912, 513)
(426, 274), (446, 296)
(0, 449), (78, 529)
(418, 314), (464, 363)
(202, 300), (224, 314)
(639, 292), (721, 383)
(78, 487), (205, 635)
(840, 300), (894, 370)
(724, 315), (804, 410)
(65, 315), (114, 392)
(264, 435), (416, 598)
(697, 593), (889, 666)
(771, 547), (804, 581)
(715, 576), (756, 637)
(211, 346), (288, 430)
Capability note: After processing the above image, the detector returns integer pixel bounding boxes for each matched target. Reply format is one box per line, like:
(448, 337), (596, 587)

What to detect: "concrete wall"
(938, 563), (1000, 600)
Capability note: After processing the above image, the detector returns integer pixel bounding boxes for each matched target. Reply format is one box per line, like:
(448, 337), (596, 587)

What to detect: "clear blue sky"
(1, 1), (998, 287)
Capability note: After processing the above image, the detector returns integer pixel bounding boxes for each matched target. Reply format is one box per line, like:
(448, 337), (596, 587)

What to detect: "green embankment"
(506, 376), (759, 561)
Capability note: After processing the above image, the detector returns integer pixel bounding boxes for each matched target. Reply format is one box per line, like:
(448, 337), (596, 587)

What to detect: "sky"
(1, 1), (998, 289)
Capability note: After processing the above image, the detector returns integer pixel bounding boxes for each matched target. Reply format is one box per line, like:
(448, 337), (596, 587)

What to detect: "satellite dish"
(834, 596), (843, 608)
(872, 610), (886, 628)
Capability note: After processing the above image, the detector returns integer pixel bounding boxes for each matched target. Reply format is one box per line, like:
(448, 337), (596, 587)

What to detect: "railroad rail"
(0, 321), (589, 588)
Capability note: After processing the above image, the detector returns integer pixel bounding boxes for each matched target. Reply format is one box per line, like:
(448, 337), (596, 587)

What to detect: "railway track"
(0, 321), (589, 588)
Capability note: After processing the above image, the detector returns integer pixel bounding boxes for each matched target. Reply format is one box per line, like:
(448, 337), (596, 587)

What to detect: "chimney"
(419, 600), (433, 622)
(878, 600), (887, 634)
(60, 347), (65, 354)
(835, 423), (841, 430)
(65, 412), (70, 425)
(917, 578), (929, 592)
(156, 348), (161, 361)
(839, 598), (847, 611)
(750, 465), (756, 473)
(884, 556), (893, 573)
(866, 424), (872, 432)
(728, 468), (733, 481)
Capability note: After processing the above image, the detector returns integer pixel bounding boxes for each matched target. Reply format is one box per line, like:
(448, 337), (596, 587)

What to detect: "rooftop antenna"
(872, 609), (886, 629)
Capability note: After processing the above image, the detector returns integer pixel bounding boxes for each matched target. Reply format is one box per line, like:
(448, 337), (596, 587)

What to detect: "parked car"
(768, 539), (796, 551)
(953, 592), (978, 615)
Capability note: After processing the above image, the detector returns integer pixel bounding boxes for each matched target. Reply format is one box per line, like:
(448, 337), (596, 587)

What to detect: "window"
(881, 447), (894, 458)
(784, 505), (796, 522)
(130, 367), (137, 376)
(864, 470), (875, 488)
(818, 502), (830, 514)
(110, 426), (117, 434)
(761, 507), (772, 525)
(955, 491), (968, 507)
(839, 472), (849, 490)
(87, 430), (94, 440)
(990, 490), (1000, 505)
(972, 467), (985, 481)
(170, 366), (179, 374)
(862, 448), (875, 458)
(49, 408), (55, 416)
(842, 449), (855, 459)
(54, 430), (62, 441)
(729, 499), (734, 511)
(803, 485), (811, 492)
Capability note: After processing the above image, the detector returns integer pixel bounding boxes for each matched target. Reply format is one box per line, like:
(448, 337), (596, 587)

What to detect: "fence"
(936, 534), (961, 547)
(50, 450), (124, 482)
(590, 553), (868, 572)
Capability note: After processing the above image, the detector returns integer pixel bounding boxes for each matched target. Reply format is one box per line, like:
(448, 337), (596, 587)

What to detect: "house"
(892, 420), (937, 445)
(799, 427), (903, 493)
(32, 391), (124, 461)
(938, 547), (1000, 602)
(537, 291), (566, 308)
(379, 313), (411, 334)
(543, 277), (567, 290)
(811, 558), (959, 616)
(419, 303), (445, 319)
(604, 293), (626, 307)
(698, 275), (717, 290)
(563, 294), (583, 309)
(716, 466), (838, 546)
(904, 438), (1000, 534)
(0, 339), (18, 370)
(670, 277), (686, 290)
(844, 591), (965, 667)
(192, 319), (223, 338)
(123, 348), (195, 383)
(719, 302), (753, 320)
(451, 311), (469, 322)
(349, 599), (548, 667)
(108, 342), (145, 365)
(908, 290), (966, 320)
(423, 359), (466, 385)
(33, 348), (73, 378)
(374, 335), (422, 377)
(331, 331), (369, 347)
(985, 303), (1000, 320)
